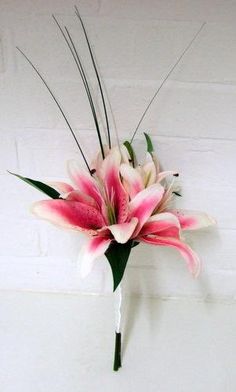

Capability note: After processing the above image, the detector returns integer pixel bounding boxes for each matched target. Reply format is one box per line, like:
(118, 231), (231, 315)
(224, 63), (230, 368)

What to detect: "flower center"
(107, 202), (116, 225)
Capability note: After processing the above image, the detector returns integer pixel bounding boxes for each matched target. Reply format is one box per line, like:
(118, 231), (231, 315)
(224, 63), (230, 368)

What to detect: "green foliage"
(105, 240), (133, 291)
(144, 132), (154, 153)
(173, 191), (182, 197)
(123, 140), (135, 166)
(8, 171), (60, 199)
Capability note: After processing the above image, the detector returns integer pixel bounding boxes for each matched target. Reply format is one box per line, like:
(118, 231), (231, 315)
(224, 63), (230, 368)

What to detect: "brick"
(39, 224), (83, 260)
(1, 0), (236, 300)
(0, 256), (106, 293)
(0, 73), (99, 129)
(131, 135), (236, 228)
(0, 1), (101, 19)
(0, 37), (4, 73)
(123, 265), (236, 301)
(173, 22), (236, 83)
(128, 228), (235, 271)
(16, 128), (100, 177)
(132, 21), (202, 81)
(1, 174), (44, 219)
(105, 81), (236, 140)
(100, 0), (236, 23)
(13, 15), (135, 82)
(0, 130), (18, 174)
(0, 219), (41, 257)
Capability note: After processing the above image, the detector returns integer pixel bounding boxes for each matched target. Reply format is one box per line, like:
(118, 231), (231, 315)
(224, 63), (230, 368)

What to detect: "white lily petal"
(157, 171), (179, 182)
(79, 237), (111, 278)
(108, 217), (138, 244)
(170, 209), (216, 230)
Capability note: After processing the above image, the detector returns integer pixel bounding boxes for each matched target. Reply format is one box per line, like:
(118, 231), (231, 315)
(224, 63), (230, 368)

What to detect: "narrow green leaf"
(105, 240), (133, 291)
(16, 46), (91, 173)
(74, 6), (111, 149)
(172, 191), (182, 197)
(144, 132), (154, 153)
(8, 171), (60, 199)
(123, 140), (135, 166)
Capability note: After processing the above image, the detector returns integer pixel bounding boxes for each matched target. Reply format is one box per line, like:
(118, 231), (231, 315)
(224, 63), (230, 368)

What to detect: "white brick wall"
(0, 0), (235, 300)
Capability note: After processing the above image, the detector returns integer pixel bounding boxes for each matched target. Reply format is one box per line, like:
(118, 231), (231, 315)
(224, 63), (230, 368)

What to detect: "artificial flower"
(30, 144), (215, 286)
(10, 7), (214, 371)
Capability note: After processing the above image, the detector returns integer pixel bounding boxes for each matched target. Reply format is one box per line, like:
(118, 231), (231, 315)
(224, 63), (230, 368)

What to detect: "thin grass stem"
(16, 46), (91, 173)
(52, 15), (105, 158)
(64, 26), (105, 158)
(130, 22), (206, 143)
(75, 5), (111, 148)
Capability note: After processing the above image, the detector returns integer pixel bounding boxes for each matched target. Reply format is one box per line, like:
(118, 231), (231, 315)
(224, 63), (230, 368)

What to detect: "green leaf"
(123, 140), (135, 166)
(131, 241), (140, 248)
(8, 171), (60, 199)
(172, 191), (182, 197)
(144, 132), (154, 153)
(105, 240), (133, 291)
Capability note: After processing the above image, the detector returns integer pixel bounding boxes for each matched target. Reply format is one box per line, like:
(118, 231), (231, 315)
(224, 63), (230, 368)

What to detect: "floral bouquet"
(10, 8), (215, 371)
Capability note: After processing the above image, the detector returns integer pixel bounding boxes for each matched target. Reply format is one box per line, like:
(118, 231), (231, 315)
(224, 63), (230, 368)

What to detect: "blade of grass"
(130, 22), (206, 143)
(52, 15), (105, 159)
(64, 26), (105, 159)
(144, 132), (154, 153)
(16, 46), (91, 173)
(8, 171), (61, 199)
(52, 15), (94, 109)
(75, 5), (111, 148)
(123, 140), (135, 167)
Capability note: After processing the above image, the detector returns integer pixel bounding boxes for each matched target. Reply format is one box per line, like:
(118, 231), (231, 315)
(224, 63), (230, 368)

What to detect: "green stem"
(113, 332), (122, 371)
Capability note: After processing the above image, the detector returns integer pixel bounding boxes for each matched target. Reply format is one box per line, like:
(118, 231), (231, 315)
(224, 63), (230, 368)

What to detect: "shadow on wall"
(121, 226), (219, 353)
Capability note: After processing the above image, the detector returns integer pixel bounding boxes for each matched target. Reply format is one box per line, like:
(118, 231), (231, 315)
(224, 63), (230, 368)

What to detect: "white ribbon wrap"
(114, 284), (122, 333)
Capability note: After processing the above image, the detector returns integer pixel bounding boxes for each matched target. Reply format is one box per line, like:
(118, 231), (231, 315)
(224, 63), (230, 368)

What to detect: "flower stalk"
(113, 332), (122, 371)
(11, 8), (216, 372)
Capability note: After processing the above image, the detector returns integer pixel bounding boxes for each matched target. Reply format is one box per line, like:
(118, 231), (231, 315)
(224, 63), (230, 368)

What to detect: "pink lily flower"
(120, 150), (179, 199)
(32, 147), (215, 281)
(12, 12), (217, 372)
